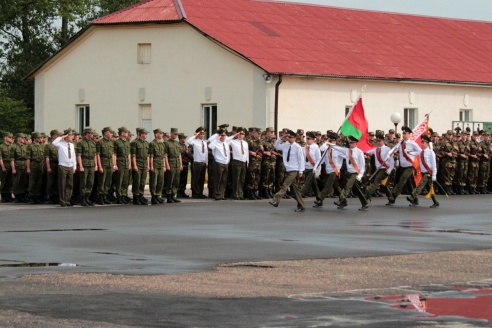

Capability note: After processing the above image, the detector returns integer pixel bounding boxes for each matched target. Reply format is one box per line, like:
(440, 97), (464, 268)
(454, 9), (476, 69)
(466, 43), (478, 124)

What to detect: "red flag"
(340, 98), (375, 153)
(409, 115), (429, 186)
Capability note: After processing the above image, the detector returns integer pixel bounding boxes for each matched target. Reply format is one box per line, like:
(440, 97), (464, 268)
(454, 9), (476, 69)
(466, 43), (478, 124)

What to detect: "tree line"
(0, 0), (139, 134)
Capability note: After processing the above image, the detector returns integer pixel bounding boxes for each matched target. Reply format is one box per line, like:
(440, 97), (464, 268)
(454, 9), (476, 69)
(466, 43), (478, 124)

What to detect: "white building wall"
(276, 77), (492, 134)
(34, 24), (268, 136)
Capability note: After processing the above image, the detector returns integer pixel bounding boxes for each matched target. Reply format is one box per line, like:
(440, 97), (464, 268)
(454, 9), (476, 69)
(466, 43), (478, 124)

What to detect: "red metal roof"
(93, 0), (492, 84)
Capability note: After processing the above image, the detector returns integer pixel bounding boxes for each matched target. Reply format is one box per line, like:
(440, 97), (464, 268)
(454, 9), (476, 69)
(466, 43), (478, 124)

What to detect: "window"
(460, 109), (472, 122)
(137, 43), (151, 64)
(139, 104), (152, 142)
(78, 105), (90, 133)
(404, 108), (418, 129)
(345, 105), (352, 117)
(203, 104), (217, 139)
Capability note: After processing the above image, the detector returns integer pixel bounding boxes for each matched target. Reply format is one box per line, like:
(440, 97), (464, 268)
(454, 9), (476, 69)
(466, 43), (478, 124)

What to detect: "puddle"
(368, 287), (492, 322)
(0, 263), (79, 267)
(358, 221), (491, 235)
(2, 229), (108, 233)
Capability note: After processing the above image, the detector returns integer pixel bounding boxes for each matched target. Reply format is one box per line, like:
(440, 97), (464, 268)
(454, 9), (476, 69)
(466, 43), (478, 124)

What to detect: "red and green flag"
(340, 98), (375, 152)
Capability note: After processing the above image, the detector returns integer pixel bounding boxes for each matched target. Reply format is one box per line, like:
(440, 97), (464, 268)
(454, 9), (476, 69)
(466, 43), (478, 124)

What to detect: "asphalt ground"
(0, 193), (491, 327)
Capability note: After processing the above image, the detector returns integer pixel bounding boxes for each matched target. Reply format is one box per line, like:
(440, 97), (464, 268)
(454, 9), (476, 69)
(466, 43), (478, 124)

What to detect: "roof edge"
(174, 0), (187, 19)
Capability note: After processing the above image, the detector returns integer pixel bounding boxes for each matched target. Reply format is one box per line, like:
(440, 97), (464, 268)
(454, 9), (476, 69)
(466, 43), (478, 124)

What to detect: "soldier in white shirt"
(387, 126), (422, 205)
(314, 132), (343, 208)
(365, 132), (395, 199)
(187, 127), (209, 198)
(225, 127), (249, 200)
(52, 129), (77, 207)
(331, 136), (369, 211)
(208, 129), (231, 200)
(407, 134), (439, 208)
(300, 131), (321, 197)
(269, 129), (305, 212)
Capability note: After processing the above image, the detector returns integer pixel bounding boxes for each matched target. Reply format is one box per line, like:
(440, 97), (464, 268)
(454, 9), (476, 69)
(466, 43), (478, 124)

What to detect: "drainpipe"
(274, 75), (282, 135)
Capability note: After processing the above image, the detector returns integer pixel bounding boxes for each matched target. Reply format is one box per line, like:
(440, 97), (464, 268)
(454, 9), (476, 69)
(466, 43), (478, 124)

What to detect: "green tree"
(0, 96), (32, 133)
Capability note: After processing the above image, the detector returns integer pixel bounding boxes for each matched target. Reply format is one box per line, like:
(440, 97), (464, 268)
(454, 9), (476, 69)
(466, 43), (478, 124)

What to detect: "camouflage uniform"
(10, 136), (28, 202)
(114, 128), (131, 203)
(246, 131), (262, 199)
(438, 132), (457, 194)
(0, 134), (13, 202)
(130, 129), (150, 204)
(260, 136), (276, 198)
(466, 135), (480, 194)
(478, 135), (491, 194)
(164, 130), (183, 202)
(96, 129), (115, 203)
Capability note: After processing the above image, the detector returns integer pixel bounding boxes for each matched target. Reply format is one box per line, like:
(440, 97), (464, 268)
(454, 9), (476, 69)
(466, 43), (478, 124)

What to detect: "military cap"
(82, 127), (94, 134)
(428, 128), (434, 135)
(25, 134), (31, 140)
(163, 132), (169, 137)
(170, 128), (178, 133)
(63, 128), (73, 135)
(218, 124), (229, 129)
(285, 129), (297, 138)
(483, 131), (490, 136)
(432, 132), (439, 137)
(306, 131), (316, 139)
(421, 134), (431, 143)
(16, 133), (27, 138)
(248, 127), (254, 132)
(101, 127), (112, 134)
(141, 128), (150, 134)
(473, 131), (479, 136)
(395, 133), (401, 138)
(217, 129), (227, 136)
(265, 127), (274, 132)
(389, 129), (395, 134)
(31, 132), (41, 139)
(237, 127), (246, 134)
(376, 132), (385, 140)
(71, 129), (80, 135)
(401, 126), (412, 134)
(296, 129), (304, 135)
(3, 132), (13, 138)
(195, 126), (206, 133)
(327, 132), (338, 140)
(446, 130), (453, 135)
(348, 135), (359, 142)
(118, 126), (129, 134)
(153, 128), (163, 134)
(231, 126), (238, 132)
(178, 133), (187, 139)
(255, 127), (262, 133)
(316, 131), (321, 136)
(369, 131), (375, 136)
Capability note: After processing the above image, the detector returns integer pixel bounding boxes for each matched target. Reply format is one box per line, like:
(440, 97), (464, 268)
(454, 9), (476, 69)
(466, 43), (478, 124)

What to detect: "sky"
(280, 0), (492, 21)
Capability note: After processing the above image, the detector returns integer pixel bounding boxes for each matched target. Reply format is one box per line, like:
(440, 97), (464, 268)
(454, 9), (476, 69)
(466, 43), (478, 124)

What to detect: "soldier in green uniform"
(131, 128), (150, 205)
(26, 132), (45, 203)
(114, 127), (131, 204)
(466, 131), (480, 194)
(10, 133), (29, 203)
(96, 127), (116, 205)
(438, 130), (457, 195)
(76, 127), (97, 206)
(454, 132), (469, 195)
(259, 127), (276, 198)
(178, 133), (191, 198)
(164, 128), (183, 203)
(149, 128), (166, 205)
(0, 132), (14, 202)
(246, 127), (262, 200)
(44, 130), (60, 204)
(478, 132), (491, 194)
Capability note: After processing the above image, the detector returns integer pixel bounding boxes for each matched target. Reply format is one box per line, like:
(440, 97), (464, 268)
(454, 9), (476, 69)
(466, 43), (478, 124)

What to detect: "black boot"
(248, 190), (255, 200)
(13, 194), (21, 203)
(254, 190), (261, 200)
(80, 196), (88, 206)
(167, 194), (174, 203)
(133, 196), (141, 205)
(97, 195), (105, 205)
(151, 195), (159, 205)
(116, 196), (124, 204)
(104, 195), (112, 204)
(267, 189), (274, 198)
(260, 189), (269, 199)
(86, 196), (94, 206)
(172, 194), (181, 203)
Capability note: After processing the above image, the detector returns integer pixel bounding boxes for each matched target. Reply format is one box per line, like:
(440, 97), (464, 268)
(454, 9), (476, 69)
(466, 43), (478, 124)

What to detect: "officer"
(186, 127), (208, 198)
(149, 128), (166, 204)
(164, 128), (183, 203)
(131, 128), (150, 205)
(76, 127), (97, 206)
(96, 127), (116, 205)
(26, 132), (45, 203)
(10, 133), (29, 203)
(114, 127), (132, 204)
(44, 130), (60, 204)
(0, 132), (14, 202)
(225, 127), (249, 200)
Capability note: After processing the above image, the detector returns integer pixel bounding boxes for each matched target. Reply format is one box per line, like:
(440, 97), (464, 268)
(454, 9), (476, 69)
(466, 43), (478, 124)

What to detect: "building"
(27, 0), (492, 137)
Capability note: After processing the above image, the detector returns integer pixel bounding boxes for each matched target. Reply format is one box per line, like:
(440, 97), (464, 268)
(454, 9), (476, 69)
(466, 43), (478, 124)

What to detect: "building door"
(77, 105), (90, 133)
(140, 104), (152, 142)
(404, 108), (418, 129)
(203, 104), (217, 139)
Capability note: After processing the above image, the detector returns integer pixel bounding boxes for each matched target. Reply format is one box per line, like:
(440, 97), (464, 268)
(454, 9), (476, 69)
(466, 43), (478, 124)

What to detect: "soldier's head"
(178, 133), (187, 143)
(118, 127), (129, 139)
(388, 129), (395, 137)
(446, 130), (453, 141)
(170, 128), (178, 139)
(376, 132), (385, 146)
(32, 132), (42, 144)
(101, 127), (112, 139)
(348, 136), (359, 148)
(62, 129), (75, 142)
(137, 128), (149, 140)
(296, 129), (304, 140)
(217, 129), (227, 142)
(153, 128), (163, 140)
(421, 134), (430, 149)
(368, 131), (375, 140)
(195, 126), (206, 140)
(401, 126), (412, 141)
(285, 130), (297, 144)
(236, 127), (246, 140)
(3, 132), (13, 144)
(265, 127), (274, 138)
(306, 131), (316, 145)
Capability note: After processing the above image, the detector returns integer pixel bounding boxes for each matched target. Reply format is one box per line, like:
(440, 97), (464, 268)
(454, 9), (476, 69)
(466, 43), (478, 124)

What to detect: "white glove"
(432, 176), (436, 182)
(404, 149), (411, 154)
(385, 169), (391, 175)
(356, 176), (362, 182)
(315, 171), (320, 179)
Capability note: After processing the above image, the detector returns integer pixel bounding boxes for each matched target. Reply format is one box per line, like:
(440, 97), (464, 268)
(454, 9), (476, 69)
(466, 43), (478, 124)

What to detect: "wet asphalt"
(1, 194), (492, 327)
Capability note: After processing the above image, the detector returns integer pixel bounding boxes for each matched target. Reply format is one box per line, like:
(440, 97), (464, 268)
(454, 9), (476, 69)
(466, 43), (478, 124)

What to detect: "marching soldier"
(0, 132), (14, 203)
(364, 132), (394, 199)
(10, 133), (29, 203)
(164, 128), (183, 203)
(131, 128), (150, 205)
(96, 127), (116, 205)
(45, 130), (61, 204)
(26, 132), (45, 204)
(300, 131), (321, 198)
(149, 128), (166, 204)
(76, 127), (97, 206)
(114, 127), (131, 204)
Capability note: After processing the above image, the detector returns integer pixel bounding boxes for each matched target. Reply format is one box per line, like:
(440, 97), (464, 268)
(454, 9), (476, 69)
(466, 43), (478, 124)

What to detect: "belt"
(30, 160), (42, 163)
(167, 156), (179, 159)
(117, 156), (128, 159)
(82, 156), (94, 159)
(233, 159), (247, 163)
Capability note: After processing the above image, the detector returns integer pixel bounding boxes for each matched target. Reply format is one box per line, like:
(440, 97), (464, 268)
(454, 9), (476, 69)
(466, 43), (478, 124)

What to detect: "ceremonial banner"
(340, 98), (375, 153)
(409, 114), (429, 186)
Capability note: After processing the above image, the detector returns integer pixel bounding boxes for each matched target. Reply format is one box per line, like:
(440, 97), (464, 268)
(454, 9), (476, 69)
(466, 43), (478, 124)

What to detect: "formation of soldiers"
(1, 124), (491, 209)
